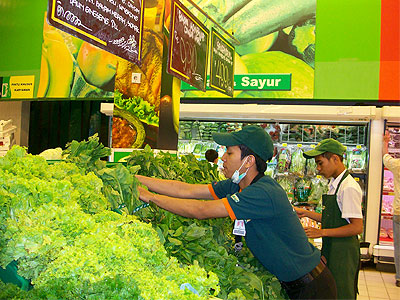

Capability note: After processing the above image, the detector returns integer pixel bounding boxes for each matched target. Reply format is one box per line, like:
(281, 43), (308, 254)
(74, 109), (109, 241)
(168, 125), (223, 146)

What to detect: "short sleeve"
(226, 180), (290, 220)
(340, 182), (363, 219)
(209, 179), (240, 199)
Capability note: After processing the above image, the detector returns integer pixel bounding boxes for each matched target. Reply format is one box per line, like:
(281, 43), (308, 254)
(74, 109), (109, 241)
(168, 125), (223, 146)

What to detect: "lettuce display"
(0, 139), (286, 299)
(0, 146), (219, 299)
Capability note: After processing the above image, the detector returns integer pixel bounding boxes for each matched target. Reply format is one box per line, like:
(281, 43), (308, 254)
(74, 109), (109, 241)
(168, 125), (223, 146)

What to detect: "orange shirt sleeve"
(208, 184), (236, 220)
(208, 183), (219, 200)
(222, 198), (236, 220)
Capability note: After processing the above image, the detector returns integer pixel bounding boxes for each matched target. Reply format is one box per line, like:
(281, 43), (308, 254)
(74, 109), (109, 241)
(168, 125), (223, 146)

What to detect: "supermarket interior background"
(0, 0), (399, 299)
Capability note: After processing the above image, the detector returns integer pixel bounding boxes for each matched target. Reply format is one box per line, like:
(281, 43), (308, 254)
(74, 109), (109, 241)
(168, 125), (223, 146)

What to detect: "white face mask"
(231, 157), (249, 184)
(217, 158), (224, 170)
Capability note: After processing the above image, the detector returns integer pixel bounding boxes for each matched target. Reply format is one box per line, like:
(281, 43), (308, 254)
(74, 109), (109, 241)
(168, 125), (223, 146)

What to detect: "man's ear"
(246, 155), (256, 167)
(332, 154), (341, 163)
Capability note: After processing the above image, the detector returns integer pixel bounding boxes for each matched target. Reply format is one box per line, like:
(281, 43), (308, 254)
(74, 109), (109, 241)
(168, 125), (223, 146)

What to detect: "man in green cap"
(295, 138), (363, 300)
(137, 125), (337, 299)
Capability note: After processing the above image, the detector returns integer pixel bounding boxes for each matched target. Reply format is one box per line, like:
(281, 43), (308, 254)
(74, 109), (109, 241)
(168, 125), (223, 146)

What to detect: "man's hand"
(383, 130), (390, 156)
(304, 227), (323, 238)
(294, 207), (309, 218)
(138, 186), (154, 203)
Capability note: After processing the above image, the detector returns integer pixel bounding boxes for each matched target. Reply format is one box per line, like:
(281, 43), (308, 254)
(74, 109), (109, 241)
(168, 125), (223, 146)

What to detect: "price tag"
(356, 145), (362, 149)
(282, 143), (288, 147)
(354, 177), (360, 182)
(167, 0), (209, 91)
(311, 144), (316, 148)
(297, 144), (303, 148)
(47, 0), (145, 64)
(209, 28), (235, 97)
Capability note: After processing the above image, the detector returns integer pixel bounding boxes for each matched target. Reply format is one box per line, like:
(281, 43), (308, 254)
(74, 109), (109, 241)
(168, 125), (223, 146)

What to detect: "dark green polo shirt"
(209, 176), (321, 282)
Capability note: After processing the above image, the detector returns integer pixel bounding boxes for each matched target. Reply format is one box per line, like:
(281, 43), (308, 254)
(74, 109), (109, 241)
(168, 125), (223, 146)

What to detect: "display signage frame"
(47, 0), (145, 64)
(209, 28), (235, 97)
(167, 0), (209, 92)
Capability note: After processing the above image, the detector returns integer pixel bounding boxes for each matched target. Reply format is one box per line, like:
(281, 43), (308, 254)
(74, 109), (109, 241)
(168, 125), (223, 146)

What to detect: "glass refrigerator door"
(378, 125), (400, 246)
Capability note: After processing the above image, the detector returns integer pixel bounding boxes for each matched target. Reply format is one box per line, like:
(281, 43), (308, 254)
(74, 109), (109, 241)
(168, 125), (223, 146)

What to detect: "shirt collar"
(328, 169), (347, 192)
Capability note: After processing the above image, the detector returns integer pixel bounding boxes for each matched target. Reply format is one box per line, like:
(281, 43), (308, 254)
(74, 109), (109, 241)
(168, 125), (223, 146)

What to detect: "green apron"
(321, 171), (360, 300)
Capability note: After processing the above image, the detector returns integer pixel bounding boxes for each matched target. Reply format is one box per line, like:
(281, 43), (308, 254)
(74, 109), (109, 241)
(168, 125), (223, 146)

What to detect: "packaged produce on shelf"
(276, 175), (295, 203)
(265, 156), (277, 178)
(293, 177), (312, 204)
(179, 121), (193, 140)
(289, 147), (307, 176)
(264, 123), (281, 142)
(308, 176), (329, 206)
(300, 216), (320, 229)
(305, 157), (317, 176)
(347, 147), (367, 172)
(276, 146), (291, 173)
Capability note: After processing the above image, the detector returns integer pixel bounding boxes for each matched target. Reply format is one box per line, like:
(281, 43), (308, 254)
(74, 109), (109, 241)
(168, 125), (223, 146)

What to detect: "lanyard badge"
(233, 219), (246, 236)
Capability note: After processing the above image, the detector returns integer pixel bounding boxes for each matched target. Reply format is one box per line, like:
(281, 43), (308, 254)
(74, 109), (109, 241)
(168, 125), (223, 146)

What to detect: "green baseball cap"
(303, 138), (346, 159)
(212, 125), (274, 161)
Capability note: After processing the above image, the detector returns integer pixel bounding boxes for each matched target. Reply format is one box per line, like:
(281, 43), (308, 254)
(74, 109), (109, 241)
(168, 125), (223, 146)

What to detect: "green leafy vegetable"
(114, 90), (159, 126)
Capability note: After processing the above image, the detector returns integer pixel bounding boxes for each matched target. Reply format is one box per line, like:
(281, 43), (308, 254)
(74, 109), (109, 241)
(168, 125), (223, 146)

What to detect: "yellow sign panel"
(9, 75), (35, 99)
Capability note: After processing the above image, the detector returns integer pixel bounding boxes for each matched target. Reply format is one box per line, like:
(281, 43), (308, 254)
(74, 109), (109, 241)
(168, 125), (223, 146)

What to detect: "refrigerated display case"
(178, 104), (373, 241)
(374, 123), (399, 270)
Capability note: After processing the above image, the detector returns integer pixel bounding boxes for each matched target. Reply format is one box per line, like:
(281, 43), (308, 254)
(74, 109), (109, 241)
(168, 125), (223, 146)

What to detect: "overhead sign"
(181, 74), (291, 91)
(167, 0), (209, 91)
(47, 0), (145, 64)
(209, 28), (234, 97)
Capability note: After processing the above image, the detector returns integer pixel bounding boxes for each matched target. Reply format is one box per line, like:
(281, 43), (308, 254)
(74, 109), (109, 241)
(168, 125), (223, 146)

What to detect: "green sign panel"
(209, 28), (235, 97)
(1, 77), (11, 99)
(181, 74), (291, 91)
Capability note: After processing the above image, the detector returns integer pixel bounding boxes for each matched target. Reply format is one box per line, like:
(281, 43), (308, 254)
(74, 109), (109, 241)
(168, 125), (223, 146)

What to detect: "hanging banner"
(0, 76), (34, 99)
(209, 28), (235, 97)
(47, 0), (145, 64)
(167, 0), (209, 91)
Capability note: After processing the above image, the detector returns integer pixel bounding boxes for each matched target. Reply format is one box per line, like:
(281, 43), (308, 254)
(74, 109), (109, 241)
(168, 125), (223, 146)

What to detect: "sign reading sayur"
(181, 74), (292, 91)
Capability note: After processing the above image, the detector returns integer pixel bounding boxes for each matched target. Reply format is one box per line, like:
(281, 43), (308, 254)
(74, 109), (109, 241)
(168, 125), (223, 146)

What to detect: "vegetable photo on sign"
(37, 13), (116, 99)
(181, 0), (316, 99)
(113, 0), (167, 149)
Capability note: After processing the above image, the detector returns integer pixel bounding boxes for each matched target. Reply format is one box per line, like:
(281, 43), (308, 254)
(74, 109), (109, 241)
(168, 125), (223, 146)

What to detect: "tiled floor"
(358, 266), (399, 300)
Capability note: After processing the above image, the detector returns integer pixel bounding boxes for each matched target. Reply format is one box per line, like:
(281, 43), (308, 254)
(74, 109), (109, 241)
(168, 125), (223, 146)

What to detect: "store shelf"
(373, 244), (394, 257)
(180, 104), (376, 122)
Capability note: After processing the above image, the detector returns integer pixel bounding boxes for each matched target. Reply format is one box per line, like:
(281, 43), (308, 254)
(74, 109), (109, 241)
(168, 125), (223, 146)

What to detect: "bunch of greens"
(125, 146), (286, 299)
(0, 146), (219, 299)
(62, 135), (141, 215)
(63, 133), (111, 173)
(114, 90), (159, 126)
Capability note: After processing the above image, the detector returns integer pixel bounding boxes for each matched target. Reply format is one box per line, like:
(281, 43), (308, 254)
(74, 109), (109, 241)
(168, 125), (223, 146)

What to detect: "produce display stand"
(0, 261), (31, 291)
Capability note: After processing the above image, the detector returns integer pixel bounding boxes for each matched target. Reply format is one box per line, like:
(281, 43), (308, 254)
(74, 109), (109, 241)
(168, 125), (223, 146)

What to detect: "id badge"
(233, 219), (246, 236)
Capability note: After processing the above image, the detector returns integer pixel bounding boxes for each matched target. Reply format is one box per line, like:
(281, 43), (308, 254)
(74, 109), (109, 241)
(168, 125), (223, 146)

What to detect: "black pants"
(281, 266), (337, 300)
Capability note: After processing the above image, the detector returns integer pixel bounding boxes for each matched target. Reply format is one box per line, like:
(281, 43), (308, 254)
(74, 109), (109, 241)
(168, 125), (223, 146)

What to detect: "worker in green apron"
(295, 139), (363, 299)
